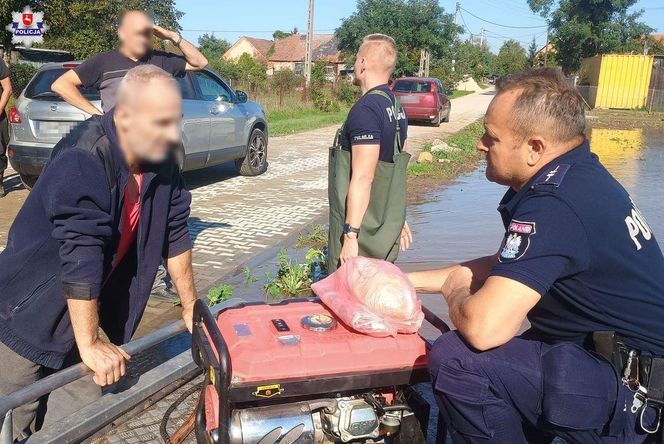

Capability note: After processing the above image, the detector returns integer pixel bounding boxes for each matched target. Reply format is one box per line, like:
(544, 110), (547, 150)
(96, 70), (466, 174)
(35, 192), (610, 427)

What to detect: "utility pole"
(479, 28), (485, 46)
(454, 2), (460, 27)
(304, 0), (315, 87)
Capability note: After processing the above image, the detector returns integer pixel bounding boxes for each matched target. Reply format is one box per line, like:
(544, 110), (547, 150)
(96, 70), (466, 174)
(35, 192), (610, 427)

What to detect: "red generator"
(191, 298), (449, 444)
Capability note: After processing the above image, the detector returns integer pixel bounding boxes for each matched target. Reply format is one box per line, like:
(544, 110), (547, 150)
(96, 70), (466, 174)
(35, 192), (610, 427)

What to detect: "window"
(324, 65), (335, 74)
(175, 74), (197, 100)
(193, 71), (233, 102)
(393, 81), (432, 93)
(294, 62), (304, 76)
(25, 68), (100, 101)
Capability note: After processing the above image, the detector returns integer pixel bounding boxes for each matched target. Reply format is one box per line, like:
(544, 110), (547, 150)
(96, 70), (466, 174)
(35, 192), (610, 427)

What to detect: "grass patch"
(267, 106), (349, 136)
(207, 283), (234, 307)
(296, 224), (328, 249)
(407, 119), (484, 183)
(264, 249), (327, 300)
(449, 90), (474, 100)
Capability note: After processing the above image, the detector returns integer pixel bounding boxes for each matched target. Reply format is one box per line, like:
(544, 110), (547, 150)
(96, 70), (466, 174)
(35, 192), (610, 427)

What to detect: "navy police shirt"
(491, 140), (664, 355)
(340, 84), (408, 163)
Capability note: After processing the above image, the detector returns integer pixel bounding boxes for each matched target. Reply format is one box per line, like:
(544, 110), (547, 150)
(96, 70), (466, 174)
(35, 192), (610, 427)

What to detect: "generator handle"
(422, 305), (451, 334)
(192, 299), (232, 444)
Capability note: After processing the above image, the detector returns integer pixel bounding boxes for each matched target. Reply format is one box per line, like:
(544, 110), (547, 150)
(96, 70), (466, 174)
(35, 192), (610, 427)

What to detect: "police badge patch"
(499, 220), (536, 262)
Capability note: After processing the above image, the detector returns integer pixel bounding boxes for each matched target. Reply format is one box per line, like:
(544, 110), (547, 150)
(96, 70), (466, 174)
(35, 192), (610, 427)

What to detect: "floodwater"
(399, 126), (664, 272)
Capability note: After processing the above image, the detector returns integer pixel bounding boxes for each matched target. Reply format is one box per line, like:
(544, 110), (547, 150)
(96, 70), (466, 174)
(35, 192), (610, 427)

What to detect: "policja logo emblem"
(5, 6), (49, 48)
(499, 220), (536, 262)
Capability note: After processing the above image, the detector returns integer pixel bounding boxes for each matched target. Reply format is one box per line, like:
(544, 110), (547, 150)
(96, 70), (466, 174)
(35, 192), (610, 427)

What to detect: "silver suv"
(8, 62), (268, 188)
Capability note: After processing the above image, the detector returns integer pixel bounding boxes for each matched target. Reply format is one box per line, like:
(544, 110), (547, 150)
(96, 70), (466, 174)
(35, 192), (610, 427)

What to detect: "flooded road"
(399, 127), (664, 271)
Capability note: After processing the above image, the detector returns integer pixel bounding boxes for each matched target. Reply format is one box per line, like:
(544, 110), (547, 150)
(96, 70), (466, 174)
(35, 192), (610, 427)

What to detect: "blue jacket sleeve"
(42, 149), (113, 300)
(163, 169), (192, 259)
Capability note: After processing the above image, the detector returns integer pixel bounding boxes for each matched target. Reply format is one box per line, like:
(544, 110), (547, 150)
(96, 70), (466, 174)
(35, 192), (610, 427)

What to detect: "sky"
(175, 0), (664, 53)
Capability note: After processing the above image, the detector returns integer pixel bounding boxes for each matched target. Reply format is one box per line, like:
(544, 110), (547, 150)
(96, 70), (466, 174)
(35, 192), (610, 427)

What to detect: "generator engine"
(191, 298), (447, 444)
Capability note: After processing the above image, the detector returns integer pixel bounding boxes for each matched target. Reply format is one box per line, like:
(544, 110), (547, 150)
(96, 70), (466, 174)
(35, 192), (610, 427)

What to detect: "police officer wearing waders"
(408, 69), (664, 443)
(328, 34), (412, 272)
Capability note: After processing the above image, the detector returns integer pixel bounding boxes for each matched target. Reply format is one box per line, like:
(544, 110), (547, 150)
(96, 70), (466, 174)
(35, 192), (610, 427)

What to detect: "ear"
(526, 136), (546, 167)
(114, 106), (130, 131)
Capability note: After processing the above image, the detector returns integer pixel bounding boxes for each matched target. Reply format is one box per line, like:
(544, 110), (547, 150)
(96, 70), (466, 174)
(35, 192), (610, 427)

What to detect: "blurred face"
(118, 12), (152, 58)
(477, 90), (535, 189)
(115, 79), (182, 164)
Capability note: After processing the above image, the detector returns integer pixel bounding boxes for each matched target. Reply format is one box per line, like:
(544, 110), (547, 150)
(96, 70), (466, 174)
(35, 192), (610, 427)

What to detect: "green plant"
(207, 283), (234, 307)
(334, 81), (360, 106)
(311, 88), (340, 113)
(263, 249), (328, 300)
(9, 63), (38, 98)
(243, 267), (258, 287)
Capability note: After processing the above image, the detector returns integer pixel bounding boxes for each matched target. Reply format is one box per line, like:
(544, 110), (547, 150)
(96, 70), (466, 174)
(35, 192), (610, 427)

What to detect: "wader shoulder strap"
(367, 89), (404, 155)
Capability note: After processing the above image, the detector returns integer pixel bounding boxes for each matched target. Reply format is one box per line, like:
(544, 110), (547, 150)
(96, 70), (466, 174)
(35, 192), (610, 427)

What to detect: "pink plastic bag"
(312, 257), (424, 337)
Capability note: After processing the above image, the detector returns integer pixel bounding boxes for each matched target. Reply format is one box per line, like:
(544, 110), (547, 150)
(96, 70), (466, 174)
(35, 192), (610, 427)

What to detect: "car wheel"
(431, 109), (442, 127)
(236, 128), (268, 176)
(442, 105), (451, 123)
(19, 173), (38, 190)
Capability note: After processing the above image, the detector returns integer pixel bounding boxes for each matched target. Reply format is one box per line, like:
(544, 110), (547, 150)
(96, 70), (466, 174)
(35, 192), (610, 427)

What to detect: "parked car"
(488, 74), (500, 85)
(390, 77), (451, 127)
(7, 62), (268, 189)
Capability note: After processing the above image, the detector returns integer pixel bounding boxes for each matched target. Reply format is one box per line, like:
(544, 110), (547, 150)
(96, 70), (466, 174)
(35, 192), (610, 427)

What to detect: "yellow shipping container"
(580, 54), (653, 109)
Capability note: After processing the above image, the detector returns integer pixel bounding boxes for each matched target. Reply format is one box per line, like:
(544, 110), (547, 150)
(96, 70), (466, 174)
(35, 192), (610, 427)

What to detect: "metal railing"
(0, 300), (243, 444)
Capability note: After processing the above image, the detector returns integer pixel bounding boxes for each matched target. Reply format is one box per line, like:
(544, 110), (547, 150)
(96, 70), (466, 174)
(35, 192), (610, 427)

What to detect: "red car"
(391, 77), (451, 127)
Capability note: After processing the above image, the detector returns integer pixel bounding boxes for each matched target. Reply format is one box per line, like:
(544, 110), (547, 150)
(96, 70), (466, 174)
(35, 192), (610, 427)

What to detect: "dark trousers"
(0, 112), (8, 173)
(0, 341), (101, 441)
(429, 331), (660, 443)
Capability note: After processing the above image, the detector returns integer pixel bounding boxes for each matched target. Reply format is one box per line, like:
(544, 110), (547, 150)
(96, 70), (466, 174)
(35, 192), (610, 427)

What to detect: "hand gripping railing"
(0, 299), (243, 444)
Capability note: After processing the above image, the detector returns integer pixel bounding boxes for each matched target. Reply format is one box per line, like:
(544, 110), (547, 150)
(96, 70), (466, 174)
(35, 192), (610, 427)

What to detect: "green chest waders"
(327, 89), (411, 272)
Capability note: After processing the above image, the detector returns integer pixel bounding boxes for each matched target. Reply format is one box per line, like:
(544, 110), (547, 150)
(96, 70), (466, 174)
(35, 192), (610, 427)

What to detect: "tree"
(236, 53), (266, 94)
(494, 39), (528, 76)
(197, 33), (231, 60)
(2, 0), (183, 60)
(454, 41), (495, 80)
(335, 0), (461, 77)
(271, 68), (302, 106)
(528, 0), (652, 72)
(273, 28), (298, 40)
(527, 36), (538, 67)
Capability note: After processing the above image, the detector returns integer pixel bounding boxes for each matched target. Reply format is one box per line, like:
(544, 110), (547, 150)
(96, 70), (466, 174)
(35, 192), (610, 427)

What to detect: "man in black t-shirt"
(0, 58), (12, 197)
(333, 34), (412, 267)
(52, 10), (207, 114)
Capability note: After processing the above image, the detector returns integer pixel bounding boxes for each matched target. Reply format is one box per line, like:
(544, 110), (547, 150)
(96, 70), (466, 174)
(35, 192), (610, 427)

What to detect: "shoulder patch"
(499, 220), (536, 262)
(533, 164), (571, 187)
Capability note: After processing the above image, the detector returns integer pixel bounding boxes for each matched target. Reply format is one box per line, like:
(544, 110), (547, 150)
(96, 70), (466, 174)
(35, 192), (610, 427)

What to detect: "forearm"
(67, 298), (101, 347)
(52, 82), (101, 115)
(165, 249), (197, 308)
(346, 175), (373, 228)
(0, 89), (11, 113)
(178, 38), (208, 69)
(409, 254), (497, 294)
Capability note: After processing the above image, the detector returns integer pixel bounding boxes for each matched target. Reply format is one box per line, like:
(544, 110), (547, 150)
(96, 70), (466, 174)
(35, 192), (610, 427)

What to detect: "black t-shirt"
(74, 49), (187, 111)
(340, 84), (408, 163)
(0, 59), (10, 118)
(491, 141), (664, 354)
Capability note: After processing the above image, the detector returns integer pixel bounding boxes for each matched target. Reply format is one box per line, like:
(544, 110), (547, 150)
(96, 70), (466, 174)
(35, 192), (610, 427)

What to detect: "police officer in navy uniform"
(408, 69), (664, 443)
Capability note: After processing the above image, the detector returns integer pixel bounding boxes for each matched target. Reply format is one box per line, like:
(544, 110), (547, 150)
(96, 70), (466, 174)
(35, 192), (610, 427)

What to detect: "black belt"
(593, 331), (664, 436)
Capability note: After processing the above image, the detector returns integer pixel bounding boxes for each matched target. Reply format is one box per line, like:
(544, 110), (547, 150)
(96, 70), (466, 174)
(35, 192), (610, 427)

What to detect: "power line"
(460, 6), (548, 29)
(181, 28), (336, 34)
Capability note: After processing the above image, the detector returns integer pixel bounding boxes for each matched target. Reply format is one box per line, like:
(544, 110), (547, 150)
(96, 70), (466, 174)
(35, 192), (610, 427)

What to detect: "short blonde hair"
(117, 65), (178, 105)
(362, 34), (398, 74)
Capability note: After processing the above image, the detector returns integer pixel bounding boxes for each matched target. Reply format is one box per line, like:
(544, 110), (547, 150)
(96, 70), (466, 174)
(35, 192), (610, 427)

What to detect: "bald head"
(117, 10), (153, 58)
(360, 34), (398, 74)
(354, 34), (398, 89)
(114, 65), (182, 164)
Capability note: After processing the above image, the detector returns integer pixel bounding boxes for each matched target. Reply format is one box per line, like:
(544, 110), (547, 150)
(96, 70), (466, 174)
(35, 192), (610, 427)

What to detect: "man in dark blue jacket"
(0, 64), (197, 439)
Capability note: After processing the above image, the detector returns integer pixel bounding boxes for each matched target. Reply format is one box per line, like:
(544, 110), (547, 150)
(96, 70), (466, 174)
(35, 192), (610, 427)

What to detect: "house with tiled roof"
(268, 34), (344, 76)
(223, 36), (274, 61)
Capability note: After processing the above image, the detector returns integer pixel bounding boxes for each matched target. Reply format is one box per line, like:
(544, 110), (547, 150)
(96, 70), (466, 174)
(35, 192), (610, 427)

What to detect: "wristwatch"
(174, 32), (183, 46)
(343, 224), (360, 236)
